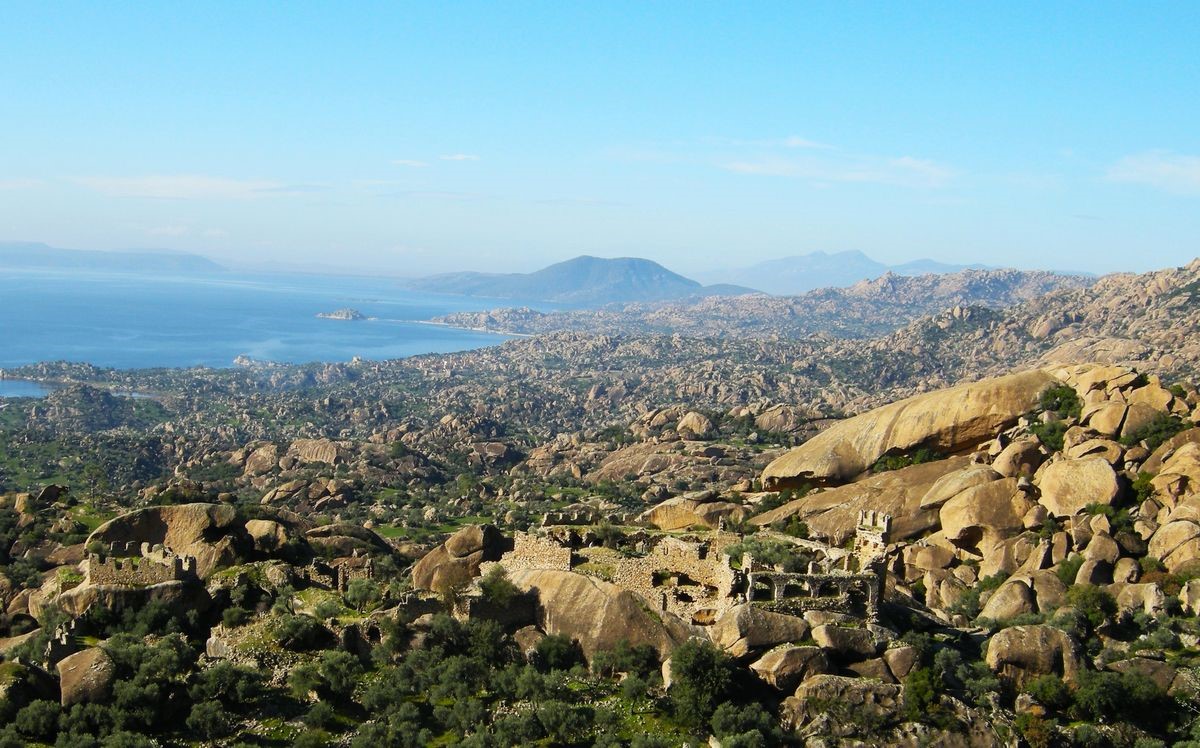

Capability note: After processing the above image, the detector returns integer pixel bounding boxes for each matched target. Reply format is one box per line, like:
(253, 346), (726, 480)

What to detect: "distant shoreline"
(414, 320), (534, 338)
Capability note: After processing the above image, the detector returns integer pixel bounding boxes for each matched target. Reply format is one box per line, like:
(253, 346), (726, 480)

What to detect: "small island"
(315, 308), (368, 321)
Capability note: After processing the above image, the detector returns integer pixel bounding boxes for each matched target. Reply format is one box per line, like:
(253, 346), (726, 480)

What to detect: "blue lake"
(0, 268), (541, 369)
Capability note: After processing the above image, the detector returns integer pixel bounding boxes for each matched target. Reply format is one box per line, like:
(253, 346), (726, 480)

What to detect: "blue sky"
(2, 2), (1198, 276)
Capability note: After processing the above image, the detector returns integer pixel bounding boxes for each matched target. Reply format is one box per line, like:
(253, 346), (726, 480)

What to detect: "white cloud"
(392, 159), (428, 167)
(202, 228), (229, 239)
(72, 175), (299, 200)
(780, 135), (830, 149)
(722, 153), (954, 188)
(144, 224), (189, 237)
(1107, 151), (1200, 194)
(439, 154), (480, 161)
(0, 178), (43, 190)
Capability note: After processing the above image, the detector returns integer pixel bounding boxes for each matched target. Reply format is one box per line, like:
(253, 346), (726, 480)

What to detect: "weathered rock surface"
(87, 503), (250, 577)
(638, 493), (746, 531)
(412, 525), (507, 591)
(985, 624), (1084, 688)
(939, 478), (1033, 556)
(753, 457), (969, 541)
(57, 646), (116, 707)
(749, 646), (830, 691)
(508, 569), (691, 660)
(782, 675), (903, 731)
(1036, 457), (1121, 517)
(762, 370), (1056, 486)
(710, 604), (811, 659)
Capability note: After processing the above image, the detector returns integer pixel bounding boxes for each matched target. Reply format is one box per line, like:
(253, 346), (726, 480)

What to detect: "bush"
(304, 701), (338, 730)
(1040, 384), (1082, 419)
(221, 606), (250, 628)
(1031, 420), (1070, 452)
(273, 614), (324, 650)
(478, 565), (520, 607)
(185, 700), (231, 739)
(1071, 669), (1167, 726)
(1121, 413), (1191, 451)
(345, 578), (381, 611)
(1023, 674), (1072, 713)
(669, 639), (736, 731)
(1058, 555), (1086, 586)
(1066, 585), (1117, 630)
(14, 699), (61, 741)
(534, 634), (583, 672)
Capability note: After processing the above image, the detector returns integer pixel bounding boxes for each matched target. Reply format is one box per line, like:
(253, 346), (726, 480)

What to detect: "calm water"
(0, 379), (50, 397)
(0, 268), (537, 369)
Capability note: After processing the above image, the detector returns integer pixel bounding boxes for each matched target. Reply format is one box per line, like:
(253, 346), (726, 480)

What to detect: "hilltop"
(0, 242), (225, 274)
(403, 254), (755, 305)
(693, 249), (996, 295)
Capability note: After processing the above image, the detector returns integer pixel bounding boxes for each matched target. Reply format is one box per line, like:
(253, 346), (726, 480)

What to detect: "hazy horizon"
(3, 3), (1198, 276)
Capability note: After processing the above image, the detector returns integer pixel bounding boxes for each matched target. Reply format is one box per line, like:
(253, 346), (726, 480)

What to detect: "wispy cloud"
(698, 135), (832, 150)
(71, 175), (315, 200)
(0, 178), (43, 190)
(439, 154), (480, 161)
(392, 159), (428, 168)
(1107, 150), (1200, 194)
(723, 153), (954, 188)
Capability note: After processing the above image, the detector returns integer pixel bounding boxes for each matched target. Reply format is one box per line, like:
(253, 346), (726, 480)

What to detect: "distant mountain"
(0, 242), (225, 274)
(404, 255), (756, 305)
(694, 250), (988, 295)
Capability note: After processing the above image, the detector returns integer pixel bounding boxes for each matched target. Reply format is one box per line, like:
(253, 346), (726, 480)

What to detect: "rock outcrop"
(86, 503), (251, 578)
(508, 569), (691, 660)
(412, 525), (507, 592)
(762, 370), (1056, 487)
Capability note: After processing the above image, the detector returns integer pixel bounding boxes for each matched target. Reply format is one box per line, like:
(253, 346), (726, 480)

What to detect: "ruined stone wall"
(497, 533), (573, 573)
(84, 543), (196, 587)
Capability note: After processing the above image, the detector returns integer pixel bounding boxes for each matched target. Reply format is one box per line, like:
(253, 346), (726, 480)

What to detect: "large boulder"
(752, 457), (969, 542)
(1036, 458), (1121, 517)
(709, 604), (810, 659)
(676, 411), (715, 438)
(762, 370), (1056, 487)
(978, 579), (1037, 620)
(811, 624), (879, 662)
(638, 494), (746, 531)
(939, 478), (1033, 556)
(305, 522), (390, 557)
(86, 503), (251, 578)
(288, 438), (343, 465)
(57, 647), (116, 707)
(508, 569), (690, 660)
(782, 675), (904, 732)
(412, 525), (507, 592)
(749, 646), (830, 691)
(985, 624), (1085, 688)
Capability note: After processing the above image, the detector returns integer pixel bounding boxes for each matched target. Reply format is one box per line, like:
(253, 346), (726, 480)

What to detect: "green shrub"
(1066, 585), (1117, 630)
(669, 639), (736, 731)
(478, 564), (520, 607)
(1057, 556), (1086, 586)
(1040, 384), (1082, 419)
(872, 447), (943, 474)
(1031, 420), (1069, 451)
(1023, 674), (1072, 713)
(1121, 413), (1191, 451)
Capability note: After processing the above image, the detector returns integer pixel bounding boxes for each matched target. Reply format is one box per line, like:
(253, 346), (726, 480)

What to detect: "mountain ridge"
(403, 254), (756, 305)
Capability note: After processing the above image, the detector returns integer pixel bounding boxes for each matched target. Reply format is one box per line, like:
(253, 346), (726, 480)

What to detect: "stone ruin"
(297, 549), (376, 593)
(84, 541), (198, 587)
(494, 513), (893, 626)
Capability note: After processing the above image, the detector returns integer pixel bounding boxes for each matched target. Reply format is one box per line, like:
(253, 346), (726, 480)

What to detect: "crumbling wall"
(497, 533), (573, 573)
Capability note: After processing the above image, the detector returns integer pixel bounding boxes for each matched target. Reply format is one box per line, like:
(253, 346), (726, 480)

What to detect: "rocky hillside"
(431, 267), (1092, 339)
